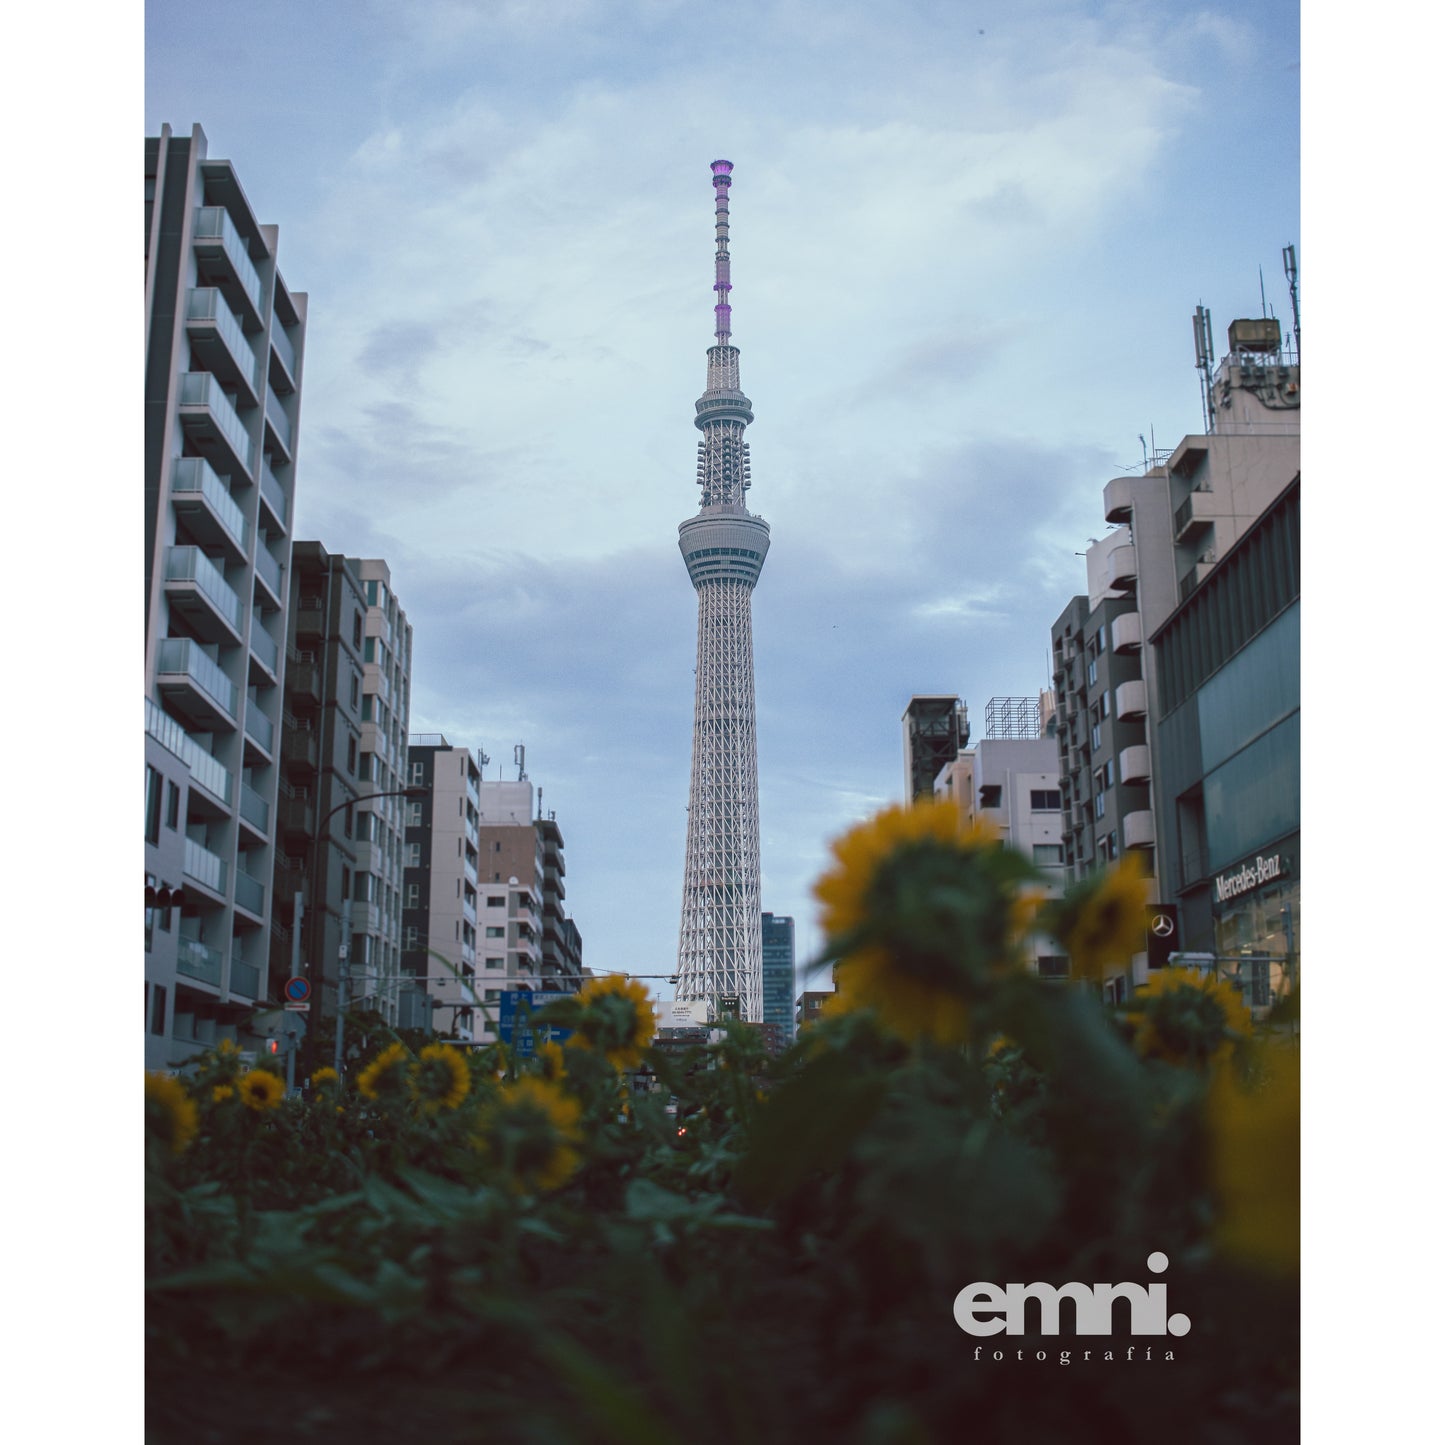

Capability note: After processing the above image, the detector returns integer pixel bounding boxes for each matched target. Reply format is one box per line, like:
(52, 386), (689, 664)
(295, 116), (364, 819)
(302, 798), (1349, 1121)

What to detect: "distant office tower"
(760, 913), (796, 1044)
(902, 696), (970, 802)
(675, 160), (771, 1021)
(145, 124), (306, 1067)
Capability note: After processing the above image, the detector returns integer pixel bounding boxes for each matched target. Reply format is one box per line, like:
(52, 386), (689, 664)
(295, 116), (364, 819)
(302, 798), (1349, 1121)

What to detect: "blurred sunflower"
(309, 1067), (340, 1091)
(356, 1042), (411, 1101)
(814, 800), (1037, 1044)
(567, 975), (656, 1071)
(1047, 853), (1149, 982)
(410, 1043), (470, 1112)
(145, 1072), (199, 1154)
(1132, 967), (1252, 1070)
(535, 1039), (567, 1084)
(1209, 1043), (1300, 1274)
(238, 1069), (286, 1112)
(212, 1084), (235, 1103)
(477, 1076), (583, 1193)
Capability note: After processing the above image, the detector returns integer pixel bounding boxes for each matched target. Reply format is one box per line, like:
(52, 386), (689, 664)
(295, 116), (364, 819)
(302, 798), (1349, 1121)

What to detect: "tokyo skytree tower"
(674, 159), (770, 1021)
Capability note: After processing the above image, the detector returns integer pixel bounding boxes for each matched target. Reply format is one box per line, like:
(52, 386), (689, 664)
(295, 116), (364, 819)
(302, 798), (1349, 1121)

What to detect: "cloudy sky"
(145, 0), (1299, 995)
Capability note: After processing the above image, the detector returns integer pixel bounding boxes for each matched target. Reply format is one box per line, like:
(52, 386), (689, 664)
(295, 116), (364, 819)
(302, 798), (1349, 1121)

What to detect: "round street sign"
(285, 976), (312, 1002)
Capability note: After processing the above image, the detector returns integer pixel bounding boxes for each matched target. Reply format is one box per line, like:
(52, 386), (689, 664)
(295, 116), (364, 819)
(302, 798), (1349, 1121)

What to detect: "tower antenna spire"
(711, 159), (734, 345)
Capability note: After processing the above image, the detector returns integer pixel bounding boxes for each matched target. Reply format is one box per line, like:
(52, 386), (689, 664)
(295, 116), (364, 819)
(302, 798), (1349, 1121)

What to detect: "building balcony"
(282, 720), (319, 774)
(1116, 679), (1148, 721)
(176, 934), (224, 990)
(279, 792), (316, 843)
(238, 780), (271, 843)
(1122, 809), (1156, 850)
(248, 619), (280, 687)
(185, 289), (261, 407)
(154, 637), (239, 732)
(170, 456), (249, 565)
(287, 652), (321, 706)
(259, 460), (289, 533)
(1179, 556), (1215, 602)
(182, 836), (229, 903)
(1105, 542), (1138, 592)
(1103, 475), (1135, 525)
(233, 869), (266, 922)
(269, 322), (298, 394)
(178, 372), (255, 480)
(264, 387), (292, 462)
(243, 705), (275, 765)
(1110, 610), (1143, 655)
(1119, 744), (1151, 786)
(163, 546), (244, 646)
(192, 205), (264, 328)
(253, 544), (284, 610)
(228, 953), (263, 1002)
(1173, 488), (1223, 544)
(145, 697), (235, 813)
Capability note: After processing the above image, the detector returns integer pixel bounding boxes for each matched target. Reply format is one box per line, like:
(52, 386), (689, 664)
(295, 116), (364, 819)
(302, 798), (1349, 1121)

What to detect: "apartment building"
(144, 124), (306, 1062)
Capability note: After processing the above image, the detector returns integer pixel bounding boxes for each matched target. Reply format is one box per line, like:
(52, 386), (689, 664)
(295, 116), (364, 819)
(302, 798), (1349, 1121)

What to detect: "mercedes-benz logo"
(1150, 914), (1176, 938)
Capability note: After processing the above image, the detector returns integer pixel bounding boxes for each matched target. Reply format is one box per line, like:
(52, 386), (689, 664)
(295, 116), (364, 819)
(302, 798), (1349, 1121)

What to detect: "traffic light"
(266, 1039), (280, 1056)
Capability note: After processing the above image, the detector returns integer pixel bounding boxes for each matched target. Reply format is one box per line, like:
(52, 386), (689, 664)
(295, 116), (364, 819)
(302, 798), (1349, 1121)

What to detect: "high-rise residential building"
(269, 543), (368, 1025)
(402, 738), (483, 1039)
(1050, 303), (1300, 1001)
(675, 161), (771, 1022)
(761, 913), (796, 1045)
(145, 124), (306, 1063)
(537, 815), (584, 995)
(350, 561), (414, 1025)
(902, 695), (971, 803)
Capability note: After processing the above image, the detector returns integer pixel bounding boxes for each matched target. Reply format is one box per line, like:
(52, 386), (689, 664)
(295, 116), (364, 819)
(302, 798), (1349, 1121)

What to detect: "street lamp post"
(303, 784), (429, 1084)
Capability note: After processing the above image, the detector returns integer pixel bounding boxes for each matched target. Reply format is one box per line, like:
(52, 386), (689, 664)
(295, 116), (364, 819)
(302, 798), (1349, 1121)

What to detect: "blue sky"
(143, 0), (1300, 990)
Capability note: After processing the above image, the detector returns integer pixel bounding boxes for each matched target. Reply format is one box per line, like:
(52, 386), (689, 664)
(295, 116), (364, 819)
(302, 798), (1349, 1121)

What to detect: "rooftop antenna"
(536, 786), (543, 820)
(514, 743), (527, 782)
(1192, 304), (1216, 433)
(477, 747), (490, 779)
(1258, 264), (1269, 319)
(1138, 434), (1148, 470)
(1283, 244), (1301, 361)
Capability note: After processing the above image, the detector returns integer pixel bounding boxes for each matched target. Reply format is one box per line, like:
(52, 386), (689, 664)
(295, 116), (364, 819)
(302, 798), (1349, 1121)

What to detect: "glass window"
(1030, 789), (1061, 810)
(146, 766), (163, 845)
(1032, 844), (1063, 865)
(150, 983), (168, 1036)
(166, 782), (181, 830)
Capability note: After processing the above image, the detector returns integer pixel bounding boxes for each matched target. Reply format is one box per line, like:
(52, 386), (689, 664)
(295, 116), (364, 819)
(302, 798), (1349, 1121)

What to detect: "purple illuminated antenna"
(711, 159), (734, 344)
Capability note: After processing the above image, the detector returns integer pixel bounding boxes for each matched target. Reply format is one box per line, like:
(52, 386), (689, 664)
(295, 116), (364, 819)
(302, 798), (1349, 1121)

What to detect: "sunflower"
(476, 1076), (583, 1193)
(567, 975), (656, 1071)
(309, 1067), (340, 1091)
(238, 1069), (286, 1111)
(356, 1042), (411, 1101)
(814, 799), (1036, 1044)
(212, 1084), (235, 1104)
(145, 1072), (199, 1154)
(1132, 967), (1253, 1070)
(535, 1039), (568, 1084)
(1208, 1043), (1300, 1274)
(410, 1043), (471, 1112)
(1047, 853), (1149, 982)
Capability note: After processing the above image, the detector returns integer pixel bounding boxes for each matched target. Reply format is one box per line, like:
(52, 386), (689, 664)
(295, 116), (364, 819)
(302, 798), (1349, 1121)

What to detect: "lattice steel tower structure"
(674, 160), (770, 1021)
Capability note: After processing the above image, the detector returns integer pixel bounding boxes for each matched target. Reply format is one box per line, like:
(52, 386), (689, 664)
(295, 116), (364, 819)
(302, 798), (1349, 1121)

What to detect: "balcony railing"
(145, 697), (235, 808)
(155, 638), (238, 722)
(259, 461), (289, 529)
(183, 836), (228, 897)
(170, 456), (249, 558)
(239, 780), (271, 836)
(177, 935), (224, 988)
(249, 619), (279, 675)
(164, 546), (243, 638)
(178, 372), (254, 476)
(253, 543), (283, 600)
(265, 387), (291, 454)
(229, 955), (262, 1000)
(192, 205), (263, 315)
(185, 288), (261, 399)
(234, 869), (265, 918)
(270, 320), (297, 381)
(244, 706), (275, 755)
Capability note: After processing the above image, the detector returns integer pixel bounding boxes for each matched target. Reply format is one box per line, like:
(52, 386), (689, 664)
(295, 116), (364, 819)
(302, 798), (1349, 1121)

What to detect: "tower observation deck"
(675, 160), (770, 1021)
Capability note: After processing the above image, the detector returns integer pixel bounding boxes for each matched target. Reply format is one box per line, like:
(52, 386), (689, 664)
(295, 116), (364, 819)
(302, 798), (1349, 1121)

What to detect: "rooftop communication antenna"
(1192, 304), (1216, 433)
(514, 743), (527, 782)
(1283, 244), (1301, 361)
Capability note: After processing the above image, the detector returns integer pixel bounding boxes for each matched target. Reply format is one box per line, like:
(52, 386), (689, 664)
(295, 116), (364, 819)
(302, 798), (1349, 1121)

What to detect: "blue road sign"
(284, 976), (311, 1003)
(497, 990), (573, 1058)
